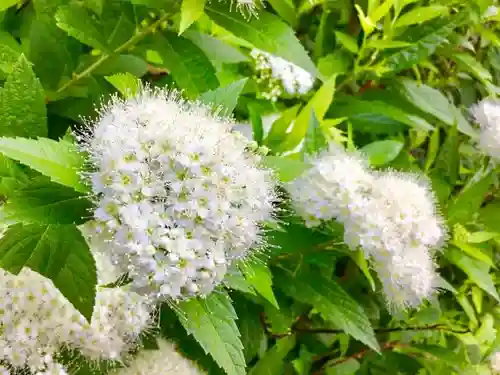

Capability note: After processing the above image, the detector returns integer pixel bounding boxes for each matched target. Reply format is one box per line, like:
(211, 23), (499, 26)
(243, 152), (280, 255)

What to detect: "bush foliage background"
(0, 0), (499, 374)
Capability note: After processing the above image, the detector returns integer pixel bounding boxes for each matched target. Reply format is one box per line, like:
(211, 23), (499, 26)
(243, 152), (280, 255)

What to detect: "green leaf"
(240, 261), (279, 309)
(223, 267), (256, 295)
(0, 137), (86, 193)
(446, 166), (494, 225)
(175, 292), (246, 375)
(381, 17), (460, 73)
(366, 39), (412, 49)
(198, 78), (248, 115)
(205, 2), (316, 77)
(105, 73), (141, 98)
(329, 97), (434, 133)
(0, 39), (21, 74)
(267, 0), (296, 26)
(180, 0), (207, 34)
(274, 265), (380, 351)
(446, 247), (499, 301)
(264, 105), (301, 149)
(151, 33), (219, 99)
(55, 4), (109, 52)
(0, 223), (97, 320)
(335, 31), (359, 53)
(479, 201), (500, 233)
(95, 54), (149, 77)
(263, 156), (311, 183)
(0, 55), (47, 138)
(1, 179), (92, 225)
(248, 336), (296, 375)
(452, 52), (493, 82)
(360, 140), (404, 166)
(302, 110), (328, 157)
(233, 295), (266, 362)
(326, 359), (360, 375)
(0, 0), (19, 11)
(450, 242), (494, 268)
(396, 79), (477, 137)
(394, 6), (448, 28)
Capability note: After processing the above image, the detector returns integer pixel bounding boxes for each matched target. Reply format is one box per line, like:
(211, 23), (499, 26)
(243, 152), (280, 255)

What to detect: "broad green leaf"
(223, 267), (256, 295)
(233, 295), (266, 362)
(0, 223), (97, 320)
(175, 292), (246, 375)
(381, 17), (460, 73)
(326, 359), (361, 375)
(55, 4), (109, 52)
(366, 39), (412, 49)
(446, 166), (494, 225)
(95, 54), (149, 77)
(280, 75), (336, 151)
(0, 39), (21, 74)
(355, 5), (376, 35)
(248, 336), (296, 375)
(329, 97), (434, 133)
(205, 2), (316, 77)
(105, 73), (141, 98)
(360, 140), (404, 166)
(267, 0), (296, 26)
(479, 201), (500, 233)
(0, 55), (47, 138)
(456, 292), (478, 327)
(370, 0), (393, 23)
(434, 125), (459, 185)
(265, 105), (301, 149)
(394, 6), (448, 28)
(274, 265), (380, 351)
(183, 31), (249, 68)
(263, 156), (311, 182)
(450, 242), (494, 267)
(1, 179), (92, 225)
(151, 33), (219, 99)
(198, 78), (248, 115)
(452, 52), (493, 82)
(396, 79), (477, 137)
(179, 0), (207, 34)
(240, 261), (279, 309)
(0, 137), (86, 193)
(446, 247), (499, 301)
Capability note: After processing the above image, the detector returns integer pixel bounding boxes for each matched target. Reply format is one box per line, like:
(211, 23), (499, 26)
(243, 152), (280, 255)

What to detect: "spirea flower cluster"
(251, 49), (315, 102)
(0, 227), (152, 374)
(109, 338), (205, 375)
(491, 351), (500, 373)
(81, 88), (276, 302)
(286, 145), (447, 311)
(470, 98), (500, 160)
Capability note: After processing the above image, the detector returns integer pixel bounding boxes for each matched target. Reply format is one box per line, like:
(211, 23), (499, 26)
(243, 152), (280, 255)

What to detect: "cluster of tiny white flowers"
(81, 88), (276, 302)
(109, 338), (205, 375)
(286, 145), (447, 310)
(0, 229), (152, 373)
(491, 351), (500, 373)
(470, 98), (500, 160)
(250, 49), (315, 102)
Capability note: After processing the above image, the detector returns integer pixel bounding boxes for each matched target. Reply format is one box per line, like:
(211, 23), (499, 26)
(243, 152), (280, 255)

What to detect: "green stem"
(56, 12), (171, 94)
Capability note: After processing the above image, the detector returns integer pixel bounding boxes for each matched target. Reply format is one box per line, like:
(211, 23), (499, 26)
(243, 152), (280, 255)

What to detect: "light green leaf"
(352, 250), (376, 291)
(248, 335), (296, 375)
(447, 166), (494, 225)
(446, 247), (499, 301)
(180, 0), (207, 34)
(335, 31), (359, 53)
(355, 4), (376, 35)
(450, 242), (494, 268)
(1, 178), (92, 225)
(175, 292), (246, 375)
(240, 261), (279, 309)
(263, 156), (311, 182)
(274, 266), (380, 351)
(326, 358), (360, 375)
(0, 55), (47, 138)
(233, 295), (266, 362)
(280, 75), (336, 151)
(223, 267), (256, 295)
(0, 37), (21, 73)
(302, 109), (328, 156)
(205, 2), (316, 77)
(55, 4), (109, 52)
(366, 39), (412, 49)
(0, 137), (86, 193)
(396, 79), (477, 137)
(151, 33), (219, 99)
(198, 78), (248, 115)
(452, 52), (493, 82)
(0, 0), (19, 11)
(0, 223), (97, 320)
(105, 73), (141, 98)
(360, 140), (404, 166)
(267, 0), (296, 26)
(265, 105), (301, 149)
(370, 0), (393, 23)
(394, 5), (448, 28)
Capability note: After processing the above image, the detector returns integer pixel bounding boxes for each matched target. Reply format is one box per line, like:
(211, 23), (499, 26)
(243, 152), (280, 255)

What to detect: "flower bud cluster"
(471, 98), (500, 160)
(81, 88), (276, 301)
(286, 145), (447, 310)
(250, 49), (314, 102)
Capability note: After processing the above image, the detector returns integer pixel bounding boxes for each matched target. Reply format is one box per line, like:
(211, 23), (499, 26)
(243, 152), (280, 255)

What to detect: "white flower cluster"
(0, 229), (152, 374)
(286, 145), (447, 310)
(251, 49), (315, 102)
(109, 338), (205, 375)
(470, 98), (500, 160)
(81, 88), (276, 302)
(491, 351), (500, 373)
